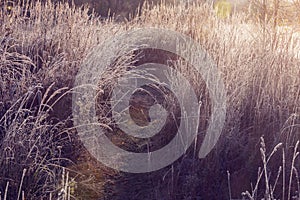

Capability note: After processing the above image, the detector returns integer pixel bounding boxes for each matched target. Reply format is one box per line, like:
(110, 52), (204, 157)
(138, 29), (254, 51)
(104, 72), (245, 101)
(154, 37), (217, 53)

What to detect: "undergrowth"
(0, 0), (299, 199)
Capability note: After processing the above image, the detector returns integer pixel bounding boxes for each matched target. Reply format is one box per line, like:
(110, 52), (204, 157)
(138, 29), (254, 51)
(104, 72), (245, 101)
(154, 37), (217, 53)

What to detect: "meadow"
(0, 0), (299, 199)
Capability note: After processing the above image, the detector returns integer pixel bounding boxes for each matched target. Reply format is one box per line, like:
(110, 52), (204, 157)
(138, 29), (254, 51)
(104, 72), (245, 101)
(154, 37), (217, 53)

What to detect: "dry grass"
(0, 0), (299, 199)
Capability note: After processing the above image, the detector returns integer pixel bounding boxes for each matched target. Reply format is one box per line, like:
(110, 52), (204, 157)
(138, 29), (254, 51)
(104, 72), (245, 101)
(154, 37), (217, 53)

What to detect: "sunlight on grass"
(214, 0), (232, 18)
(0, 0), (299, 199)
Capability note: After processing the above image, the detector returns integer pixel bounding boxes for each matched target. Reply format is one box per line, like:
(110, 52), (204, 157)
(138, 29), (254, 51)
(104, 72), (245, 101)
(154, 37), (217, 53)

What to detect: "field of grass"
(0, 0), (299, 199)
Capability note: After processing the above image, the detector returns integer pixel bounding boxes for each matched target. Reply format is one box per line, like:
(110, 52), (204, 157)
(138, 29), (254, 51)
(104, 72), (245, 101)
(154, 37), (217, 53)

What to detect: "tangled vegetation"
(0, 0), (299, 199)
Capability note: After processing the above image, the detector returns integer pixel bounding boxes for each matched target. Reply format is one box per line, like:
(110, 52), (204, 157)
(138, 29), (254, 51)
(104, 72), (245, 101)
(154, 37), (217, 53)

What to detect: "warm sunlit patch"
(214, 0), (232, 19)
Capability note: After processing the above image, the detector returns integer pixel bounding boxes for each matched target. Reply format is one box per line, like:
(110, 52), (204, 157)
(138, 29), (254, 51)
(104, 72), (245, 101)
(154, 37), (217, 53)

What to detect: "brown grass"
(0, 0), (299, 199)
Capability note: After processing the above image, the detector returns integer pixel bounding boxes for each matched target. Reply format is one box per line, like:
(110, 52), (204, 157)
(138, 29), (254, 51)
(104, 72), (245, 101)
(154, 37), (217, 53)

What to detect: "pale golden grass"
(0, 0), (299, 199)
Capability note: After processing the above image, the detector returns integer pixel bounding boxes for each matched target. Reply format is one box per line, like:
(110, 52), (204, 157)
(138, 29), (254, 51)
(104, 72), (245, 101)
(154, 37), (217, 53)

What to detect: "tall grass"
(0, 0), (299, 199)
